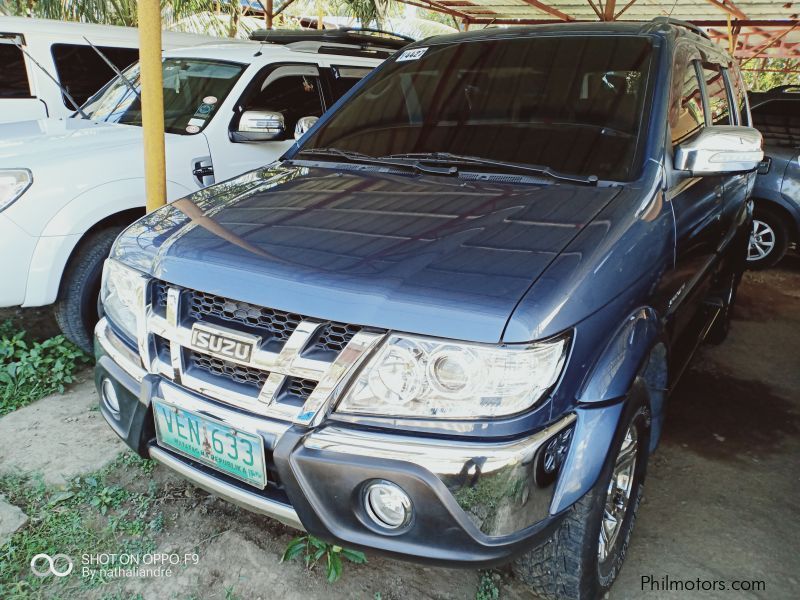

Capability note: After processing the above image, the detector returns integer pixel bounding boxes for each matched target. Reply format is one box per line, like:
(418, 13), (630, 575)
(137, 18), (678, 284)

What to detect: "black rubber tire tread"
(513, 390), (650, 600)
(54, 226), (124, 352)
(748, 206), (790, 270)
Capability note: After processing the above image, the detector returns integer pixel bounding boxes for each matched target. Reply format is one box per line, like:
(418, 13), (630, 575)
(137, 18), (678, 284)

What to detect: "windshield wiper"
(295, 148), (458, 176)
(383, 152), (599, 185)
(83, 36), (140, 100)
(12, 39), (89, 119)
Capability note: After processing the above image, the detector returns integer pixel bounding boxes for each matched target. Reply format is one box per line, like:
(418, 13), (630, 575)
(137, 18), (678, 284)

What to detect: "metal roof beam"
(702, 0), (748, 21)
(520, 0), (574, 21)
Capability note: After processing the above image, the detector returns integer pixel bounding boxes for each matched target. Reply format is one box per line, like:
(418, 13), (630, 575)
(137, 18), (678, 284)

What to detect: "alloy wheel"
(598, 424), (638, 562)
(748, 219), (776, 261)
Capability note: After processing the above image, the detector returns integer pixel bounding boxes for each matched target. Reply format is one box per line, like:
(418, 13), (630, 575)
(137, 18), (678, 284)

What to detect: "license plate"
(153, 399), (266, 489)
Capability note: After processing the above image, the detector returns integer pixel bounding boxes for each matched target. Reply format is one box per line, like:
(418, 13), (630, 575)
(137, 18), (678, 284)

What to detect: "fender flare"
(23, 178), (192, 306)
(549, 308), (668, 514)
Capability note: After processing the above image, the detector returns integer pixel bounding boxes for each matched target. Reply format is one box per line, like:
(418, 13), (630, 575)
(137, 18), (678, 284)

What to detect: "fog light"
(364, 481), (412, 529)
(101, 378), (120, 418)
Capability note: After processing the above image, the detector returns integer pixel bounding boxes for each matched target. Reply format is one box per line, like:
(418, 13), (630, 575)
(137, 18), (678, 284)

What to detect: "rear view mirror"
(231, 110), (285, 143)
(674, 125), (763, 174)
(294, 116), (319, 140)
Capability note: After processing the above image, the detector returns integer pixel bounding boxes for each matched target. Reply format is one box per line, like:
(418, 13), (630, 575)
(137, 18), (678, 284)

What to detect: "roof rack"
(650, 17), (711, 41)
(248, 28), (413, 55)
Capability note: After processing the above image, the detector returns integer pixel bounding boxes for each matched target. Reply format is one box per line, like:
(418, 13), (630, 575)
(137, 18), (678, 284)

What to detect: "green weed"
(282, 534), (367, 583)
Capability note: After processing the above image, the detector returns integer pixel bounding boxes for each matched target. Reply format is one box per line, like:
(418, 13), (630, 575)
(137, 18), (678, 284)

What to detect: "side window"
(328, 66), (372, 102)
(670, 60), (705, 147)
(701, 63), (731, 125)
(0, 40), (31, 98)
(728, 66), (750, 126)
(51, 43), (139, 107)
(751, 99), (800, 148)
(235, 64), (324, 138)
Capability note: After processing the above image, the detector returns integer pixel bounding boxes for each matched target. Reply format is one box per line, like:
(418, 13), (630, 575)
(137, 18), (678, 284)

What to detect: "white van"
(0, 16), (212, 123)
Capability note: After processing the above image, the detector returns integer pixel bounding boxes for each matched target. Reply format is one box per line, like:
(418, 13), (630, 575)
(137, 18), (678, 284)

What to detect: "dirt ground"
(3, 258), (799, 599)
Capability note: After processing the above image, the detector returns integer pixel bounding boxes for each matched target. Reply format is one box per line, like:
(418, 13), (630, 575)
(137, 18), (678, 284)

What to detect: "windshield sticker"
(203, 95), (218, 105)
(185, 125), (200, 134)
(194, 103), (214, 117)
(397, 48), (428, 62)
(188, 118), (205, 127)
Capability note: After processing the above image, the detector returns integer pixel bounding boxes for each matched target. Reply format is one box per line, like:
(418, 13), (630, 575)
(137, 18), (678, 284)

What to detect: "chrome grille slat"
(145, 280), (386, 423)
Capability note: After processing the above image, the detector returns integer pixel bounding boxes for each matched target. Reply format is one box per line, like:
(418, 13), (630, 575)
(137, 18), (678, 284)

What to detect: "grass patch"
(0, 453), (163, 599)
(476, 570), (500, 600)
(0, 320), (91, 415)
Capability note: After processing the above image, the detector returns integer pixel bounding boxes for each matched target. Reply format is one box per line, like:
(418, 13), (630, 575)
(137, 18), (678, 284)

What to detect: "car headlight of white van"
(100, 259), (148, 342)
(337, 333), (569, 419)
(0, 169), (32, 212)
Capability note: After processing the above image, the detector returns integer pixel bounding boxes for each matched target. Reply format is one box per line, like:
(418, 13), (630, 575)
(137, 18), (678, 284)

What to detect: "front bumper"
(95, 318), (576, 566)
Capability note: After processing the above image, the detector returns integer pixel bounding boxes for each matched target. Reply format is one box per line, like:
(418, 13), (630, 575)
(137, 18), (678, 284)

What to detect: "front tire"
(747, 207), (789, 270)
(54, 226), (124, 353)
(513, 392), (650, 600)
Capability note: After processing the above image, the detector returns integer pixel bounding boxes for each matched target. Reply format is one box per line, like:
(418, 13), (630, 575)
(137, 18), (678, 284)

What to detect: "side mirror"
(230, 110), (285, 143)
(294, 116), (319, 140)
(674, 125), (763, 175)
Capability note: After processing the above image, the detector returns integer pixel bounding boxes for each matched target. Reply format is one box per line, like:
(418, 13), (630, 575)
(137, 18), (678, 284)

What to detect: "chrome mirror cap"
(294, 116), (319, 140)
(674, 125), (763, 175)
(232, 110), (285, 142)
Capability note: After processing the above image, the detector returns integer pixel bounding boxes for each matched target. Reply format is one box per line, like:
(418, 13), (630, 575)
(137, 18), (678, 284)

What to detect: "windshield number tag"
(397, 48), (428, 62)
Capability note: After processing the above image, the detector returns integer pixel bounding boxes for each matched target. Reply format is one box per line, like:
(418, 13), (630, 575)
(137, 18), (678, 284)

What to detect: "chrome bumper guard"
(148, 445), (304, 531)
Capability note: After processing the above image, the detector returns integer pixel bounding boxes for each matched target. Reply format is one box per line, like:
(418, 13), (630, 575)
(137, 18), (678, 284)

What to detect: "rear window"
(751, 98), (800, 148)
(51, 43), (139, 107)
(0, 40), (31, 98)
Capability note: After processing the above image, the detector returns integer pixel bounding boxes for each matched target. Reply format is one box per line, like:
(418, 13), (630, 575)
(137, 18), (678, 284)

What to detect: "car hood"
(0, 118), (143, 163)
(114, 164), (621, 343)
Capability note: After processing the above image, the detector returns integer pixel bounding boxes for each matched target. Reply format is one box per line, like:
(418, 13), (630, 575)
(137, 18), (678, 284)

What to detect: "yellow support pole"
(139, 0), (166, 213)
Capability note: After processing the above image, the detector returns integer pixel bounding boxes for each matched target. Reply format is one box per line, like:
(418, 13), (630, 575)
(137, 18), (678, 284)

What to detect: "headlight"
(100, 259), (148, 342)
(337, 333), (569, 419)
(0, 169), (32, 212)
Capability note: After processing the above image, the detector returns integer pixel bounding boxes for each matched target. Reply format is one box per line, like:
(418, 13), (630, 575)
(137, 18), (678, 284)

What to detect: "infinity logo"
(30, 553), (74, 577)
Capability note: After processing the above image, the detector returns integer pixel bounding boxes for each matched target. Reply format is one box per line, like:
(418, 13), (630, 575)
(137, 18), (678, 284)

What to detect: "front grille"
(152, 281), (362, 354)
(188, 350), (317, 402)
(189, 290), (303, 343)
(190, 351), (268, 388)
(147, 280), (375, 418)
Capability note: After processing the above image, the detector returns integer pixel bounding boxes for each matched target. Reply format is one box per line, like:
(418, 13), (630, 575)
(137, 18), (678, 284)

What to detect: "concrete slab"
(0, 495), (28, 546)
(0, 374), (124, 486)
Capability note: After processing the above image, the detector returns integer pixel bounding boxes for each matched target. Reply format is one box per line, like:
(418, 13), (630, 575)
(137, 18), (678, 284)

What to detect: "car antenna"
(83, 36), (141, 100)
(11, 39), (90, 119)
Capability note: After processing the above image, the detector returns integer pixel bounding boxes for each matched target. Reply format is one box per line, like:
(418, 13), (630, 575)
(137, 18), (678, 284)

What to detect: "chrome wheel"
(748, 219), (776, 262)
(598, 424), (638, 562)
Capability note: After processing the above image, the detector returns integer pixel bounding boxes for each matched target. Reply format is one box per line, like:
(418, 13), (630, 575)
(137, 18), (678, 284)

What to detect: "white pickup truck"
(0, 29), (406, 351)
(0, 16), (212, 123)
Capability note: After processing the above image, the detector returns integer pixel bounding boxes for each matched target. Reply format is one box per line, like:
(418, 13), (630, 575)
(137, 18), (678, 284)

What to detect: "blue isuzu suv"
(95, 18), (762, 599)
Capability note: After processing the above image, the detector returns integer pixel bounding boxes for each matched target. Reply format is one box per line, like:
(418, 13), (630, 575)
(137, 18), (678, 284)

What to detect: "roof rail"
(650, 17), (711, 40)
(248, 28), (413, 52)
(760, 84), (800, 95)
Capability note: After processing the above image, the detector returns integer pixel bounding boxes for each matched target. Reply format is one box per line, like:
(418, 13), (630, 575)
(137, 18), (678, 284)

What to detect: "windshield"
(81, 58), (245, 135)
(300, 35), (654, 181)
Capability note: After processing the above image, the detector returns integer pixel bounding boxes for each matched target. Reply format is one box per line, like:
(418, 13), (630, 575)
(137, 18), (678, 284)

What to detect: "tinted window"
(329, 65), (372, 101)
(702, 63), (731, 125)
(51, 43), (138, 107)
(0, 41), (31, 98)
(240, 68), (324, 134)
(302, 36), (655, 181)
(751, 99), (800, 148)
(82, 59), (245, 135)
(671, 62), (705, 146)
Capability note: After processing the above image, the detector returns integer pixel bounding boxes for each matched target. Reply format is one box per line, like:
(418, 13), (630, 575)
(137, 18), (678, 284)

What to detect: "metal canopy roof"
(395, 0), (799, 60)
